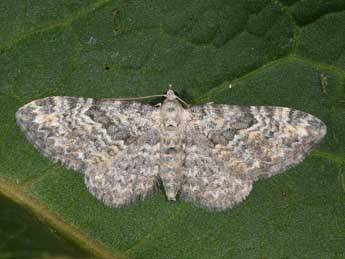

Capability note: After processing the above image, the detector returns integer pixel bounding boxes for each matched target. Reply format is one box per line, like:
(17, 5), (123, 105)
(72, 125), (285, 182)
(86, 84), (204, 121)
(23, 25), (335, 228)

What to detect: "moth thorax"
(160, 100), (184, 130)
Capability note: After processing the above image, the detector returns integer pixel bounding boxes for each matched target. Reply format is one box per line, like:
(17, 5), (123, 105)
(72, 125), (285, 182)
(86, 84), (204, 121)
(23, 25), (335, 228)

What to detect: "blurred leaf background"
(0, 0), (345, 258)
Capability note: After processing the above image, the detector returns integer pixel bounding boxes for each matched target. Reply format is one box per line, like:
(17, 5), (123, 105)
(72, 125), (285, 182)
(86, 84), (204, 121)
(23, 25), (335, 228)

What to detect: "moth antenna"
(176, 95), (190, 108)
(105, 94), (166, 101)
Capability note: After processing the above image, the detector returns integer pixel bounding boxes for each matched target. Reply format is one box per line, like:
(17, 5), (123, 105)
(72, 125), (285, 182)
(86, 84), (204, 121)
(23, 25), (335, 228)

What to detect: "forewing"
(181, 130), (253, 211)
(190, 104), (326, 180)
(84, 131), (160, 207)
(16, 96), (160, 173)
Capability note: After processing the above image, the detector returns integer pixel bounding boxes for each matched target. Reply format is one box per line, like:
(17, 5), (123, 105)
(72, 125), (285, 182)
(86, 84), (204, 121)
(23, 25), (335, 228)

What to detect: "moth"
(16, 89), (326, 211)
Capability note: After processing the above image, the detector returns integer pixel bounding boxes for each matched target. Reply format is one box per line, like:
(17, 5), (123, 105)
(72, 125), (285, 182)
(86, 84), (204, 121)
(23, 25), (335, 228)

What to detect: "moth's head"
(164, 87), (189, 108)
(162, 89), (182, 114)
(166, 89), (177, 101)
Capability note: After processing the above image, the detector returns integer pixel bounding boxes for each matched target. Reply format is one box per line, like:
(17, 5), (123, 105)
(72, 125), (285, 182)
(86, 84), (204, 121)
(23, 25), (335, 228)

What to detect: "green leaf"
(0, 192), (90, 259)
(1, 0), (345, 258)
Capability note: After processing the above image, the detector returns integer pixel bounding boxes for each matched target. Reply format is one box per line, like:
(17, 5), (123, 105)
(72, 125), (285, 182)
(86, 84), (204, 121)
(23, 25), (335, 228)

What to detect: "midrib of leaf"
(0, 177), (126, 259)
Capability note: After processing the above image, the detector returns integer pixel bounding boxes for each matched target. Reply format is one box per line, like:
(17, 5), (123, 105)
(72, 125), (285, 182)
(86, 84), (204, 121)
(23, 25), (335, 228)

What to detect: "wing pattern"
(16, 92), (327, 211)
(16, 96), (160, 172)
(84, 130), (160, 207)
(178, 104), (326, 210)
(189, 104), (327, 180)
(180, 130), (253, 211)
(16, 96), (161, 207)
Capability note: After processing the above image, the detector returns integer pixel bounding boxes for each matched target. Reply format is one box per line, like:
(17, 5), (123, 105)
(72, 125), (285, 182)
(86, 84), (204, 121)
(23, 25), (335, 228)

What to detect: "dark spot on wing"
(86, 105), (113, 127)
(209, 129), (237, 145)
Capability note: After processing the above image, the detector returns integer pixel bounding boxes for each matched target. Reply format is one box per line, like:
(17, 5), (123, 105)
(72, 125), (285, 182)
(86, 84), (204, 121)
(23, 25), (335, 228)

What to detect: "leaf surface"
(1, 0), (345, 258)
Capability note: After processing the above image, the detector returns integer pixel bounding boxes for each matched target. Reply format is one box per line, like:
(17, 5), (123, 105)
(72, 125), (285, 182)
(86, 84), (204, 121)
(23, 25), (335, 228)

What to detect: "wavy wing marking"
(190, 104), (326, 180)
(84, 131), (160, 207)
(16, 96), (160, 173)
(181, 130), (253, 211)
